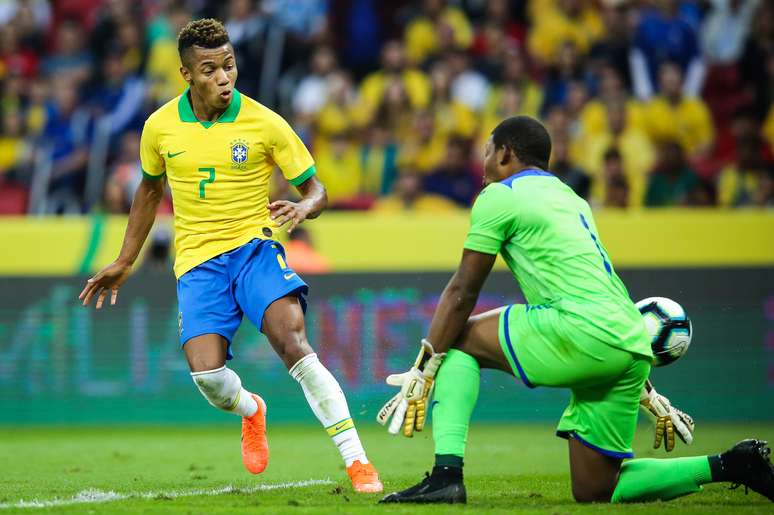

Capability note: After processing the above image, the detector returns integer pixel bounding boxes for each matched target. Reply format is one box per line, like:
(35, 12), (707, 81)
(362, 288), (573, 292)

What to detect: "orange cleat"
(241, 394), (268, 474)
(347, 460), (383, 493)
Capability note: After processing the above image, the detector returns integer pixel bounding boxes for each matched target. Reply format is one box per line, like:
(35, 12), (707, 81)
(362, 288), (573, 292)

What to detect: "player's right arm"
(80, 120), (166, 309)
(378, 184), (512, 436)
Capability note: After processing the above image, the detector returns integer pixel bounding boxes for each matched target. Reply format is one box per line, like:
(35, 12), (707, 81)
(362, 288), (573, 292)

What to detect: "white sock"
(191, 366), (258, 418)
(289, 353), (368, 467)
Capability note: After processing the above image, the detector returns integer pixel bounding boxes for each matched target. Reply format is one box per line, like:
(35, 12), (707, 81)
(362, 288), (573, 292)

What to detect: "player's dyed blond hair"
(177, 18), (230, 65)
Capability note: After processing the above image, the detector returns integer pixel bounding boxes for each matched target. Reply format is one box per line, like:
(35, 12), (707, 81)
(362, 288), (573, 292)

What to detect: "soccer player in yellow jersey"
(78, 19), (382, 494)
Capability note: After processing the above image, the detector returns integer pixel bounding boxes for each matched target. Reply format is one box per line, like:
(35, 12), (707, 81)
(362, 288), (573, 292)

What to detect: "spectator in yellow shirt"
(578, 65), (646, 138)
(404, 0), (473, 65)
(314, 130), (364, 206)
(643, 61), (714, 159)
(354, 40), (430, 126)
(373, 173), (459, 212)
(717, 135), (774, 207)
(528, 0), (604, 65)
(314, 71), (358, 137)
(480, 48), (542, 147)
(398, 110), (447, 174)
(764, 104), (774, 152)
(24, 78), (48, 136)
(428, 60), (477, 138)
(581, 98), (655, 206)
(145, 4), (190, 104)
(371, 79), (415, 138)
(0, 109), (29, 178)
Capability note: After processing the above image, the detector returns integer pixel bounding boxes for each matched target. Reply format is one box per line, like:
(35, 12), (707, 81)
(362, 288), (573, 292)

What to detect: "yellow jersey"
(140, 88), (315, 278)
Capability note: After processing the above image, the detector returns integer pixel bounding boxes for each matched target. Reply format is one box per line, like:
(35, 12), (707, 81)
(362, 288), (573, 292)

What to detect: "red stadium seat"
(0, 182), (29, 214)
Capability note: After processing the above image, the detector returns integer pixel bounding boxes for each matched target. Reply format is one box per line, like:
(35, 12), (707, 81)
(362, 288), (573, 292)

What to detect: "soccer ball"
(635, 297), (692, 367)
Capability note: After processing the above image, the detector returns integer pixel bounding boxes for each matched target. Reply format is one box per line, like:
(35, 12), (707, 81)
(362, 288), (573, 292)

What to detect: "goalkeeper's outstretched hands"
(640, 379), (695, 452)
(377, 339), (445, 437)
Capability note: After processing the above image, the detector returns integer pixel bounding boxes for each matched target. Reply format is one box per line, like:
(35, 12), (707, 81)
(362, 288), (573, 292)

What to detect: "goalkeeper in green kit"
(378, 116), (774, 504)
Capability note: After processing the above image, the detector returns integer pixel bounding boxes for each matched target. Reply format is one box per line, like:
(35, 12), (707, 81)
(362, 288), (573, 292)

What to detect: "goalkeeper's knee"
(191, 366), (242, 411)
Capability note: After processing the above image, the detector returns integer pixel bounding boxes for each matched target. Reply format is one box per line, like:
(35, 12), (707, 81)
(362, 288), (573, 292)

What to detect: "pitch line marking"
(0, 478), (334, 509)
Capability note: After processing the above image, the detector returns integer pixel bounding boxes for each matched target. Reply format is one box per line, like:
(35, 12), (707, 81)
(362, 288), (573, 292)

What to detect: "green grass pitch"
(1, 423), (772, 513)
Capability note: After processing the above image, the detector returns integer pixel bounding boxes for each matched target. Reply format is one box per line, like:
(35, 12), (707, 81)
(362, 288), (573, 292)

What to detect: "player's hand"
(377, 339), (445, 437)
(79, 260), (132, 309)
(268, 200), (311, 233)
(640, 383), (695, 452)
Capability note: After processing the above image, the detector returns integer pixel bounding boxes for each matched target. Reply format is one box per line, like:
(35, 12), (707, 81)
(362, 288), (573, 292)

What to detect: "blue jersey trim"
(503, 305), (535, 388)
(579, 213), (612, 275)
(500, 168), (554, 188)
(556, 430), (635, 459)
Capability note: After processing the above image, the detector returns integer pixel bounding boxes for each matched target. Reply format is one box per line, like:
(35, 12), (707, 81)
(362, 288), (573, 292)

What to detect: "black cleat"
(379, 470), (467, 504)
(721, 439), (774, 502)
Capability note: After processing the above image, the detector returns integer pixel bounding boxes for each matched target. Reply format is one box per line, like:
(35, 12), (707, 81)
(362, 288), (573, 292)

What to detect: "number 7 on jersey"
(199, 167), (215, 199)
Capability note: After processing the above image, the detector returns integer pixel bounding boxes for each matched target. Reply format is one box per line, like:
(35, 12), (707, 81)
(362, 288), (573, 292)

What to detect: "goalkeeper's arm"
(424, 250), (497, 354)
(377, 250), (496, 437)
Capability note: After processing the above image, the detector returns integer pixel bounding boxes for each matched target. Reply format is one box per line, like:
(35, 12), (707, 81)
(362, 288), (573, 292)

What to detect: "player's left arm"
(268, 175), (328, 233)
(640, 378), (695, 452)
(266, 109), (328, 233)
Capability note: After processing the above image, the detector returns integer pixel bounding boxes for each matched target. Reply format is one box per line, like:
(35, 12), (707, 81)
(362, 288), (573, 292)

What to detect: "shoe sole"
(353, 482), (384, 494)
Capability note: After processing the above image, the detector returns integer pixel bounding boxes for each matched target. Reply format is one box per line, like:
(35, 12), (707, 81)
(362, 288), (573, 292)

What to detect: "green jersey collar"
(178, 87), (242, 127)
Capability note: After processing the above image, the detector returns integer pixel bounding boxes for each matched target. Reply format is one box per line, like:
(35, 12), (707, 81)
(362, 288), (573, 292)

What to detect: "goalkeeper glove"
(640, 382), (695, 452)
(376, 339), (445, 437)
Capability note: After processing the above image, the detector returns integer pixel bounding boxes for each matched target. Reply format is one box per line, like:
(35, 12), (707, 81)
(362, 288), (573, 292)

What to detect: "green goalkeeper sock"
(611, 456), (713, 503)
(432, 349), (480, 466)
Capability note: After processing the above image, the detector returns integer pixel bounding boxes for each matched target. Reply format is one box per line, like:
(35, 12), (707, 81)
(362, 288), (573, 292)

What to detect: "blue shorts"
(176, 238), (308, 359)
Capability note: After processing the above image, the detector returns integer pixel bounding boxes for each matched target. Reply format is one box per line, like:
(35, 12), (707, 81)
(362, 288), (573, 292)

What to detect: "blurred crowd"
(0, 0), (773, 216)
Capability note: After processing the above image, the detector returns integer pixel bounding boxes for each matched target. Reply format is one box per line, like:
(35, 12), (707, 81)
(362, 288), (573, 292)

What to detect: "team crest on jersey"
(230, 139), (249, 170)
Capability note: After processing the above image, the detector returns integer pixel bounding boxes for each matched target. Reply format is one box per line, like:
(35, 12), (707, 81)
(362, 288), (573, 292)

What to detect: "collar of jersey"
(178, 87), (241, 128)
(500, 168), (553, 188)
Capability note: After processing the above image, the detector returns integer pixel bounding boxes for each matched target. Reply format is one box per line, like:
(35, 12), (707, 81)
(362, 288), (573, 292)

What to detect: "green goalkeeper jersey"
(464, 169), (652, 358)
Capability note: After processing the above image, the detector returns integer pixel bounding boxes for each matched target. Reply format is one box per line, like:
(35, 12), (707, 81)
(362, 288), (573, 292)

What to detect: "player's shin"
(433, 350), (481, 471)
(289, 353), (367, 467)
(611, 456), (713, 502)
(190, 366), (258, 417)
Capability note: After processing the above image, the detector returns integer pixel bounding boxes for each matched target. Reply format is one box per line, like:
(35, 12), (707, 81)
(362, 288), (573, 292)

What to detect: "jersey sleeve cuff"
(288, 165), (316, 186)
(142, 169), (166, 180)
(463, 237), (500, 255)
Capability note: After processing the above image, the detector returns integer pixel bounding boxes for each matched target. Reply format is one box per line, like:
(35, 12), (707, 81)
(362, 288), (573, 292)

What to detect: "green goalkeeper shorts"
(498, 304), (651, 458)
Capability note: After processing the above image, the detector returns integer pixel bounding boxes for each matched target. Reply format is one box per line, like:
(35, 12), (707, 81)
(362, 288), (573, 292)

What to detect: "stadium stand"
(0, 0), (771, 215)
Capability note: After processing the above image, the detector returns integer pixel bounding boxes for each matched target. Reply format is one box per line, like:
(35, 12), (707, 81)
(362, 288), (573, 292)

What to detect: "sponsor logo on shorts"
(283, 272), (297, 280)
(178, 312), (183, 336)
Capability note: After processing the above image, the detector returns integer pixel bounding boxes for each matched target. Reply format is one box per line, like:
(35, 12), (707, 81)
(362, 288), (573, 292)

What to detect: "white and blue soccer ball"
(635, 297), (692, 367)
